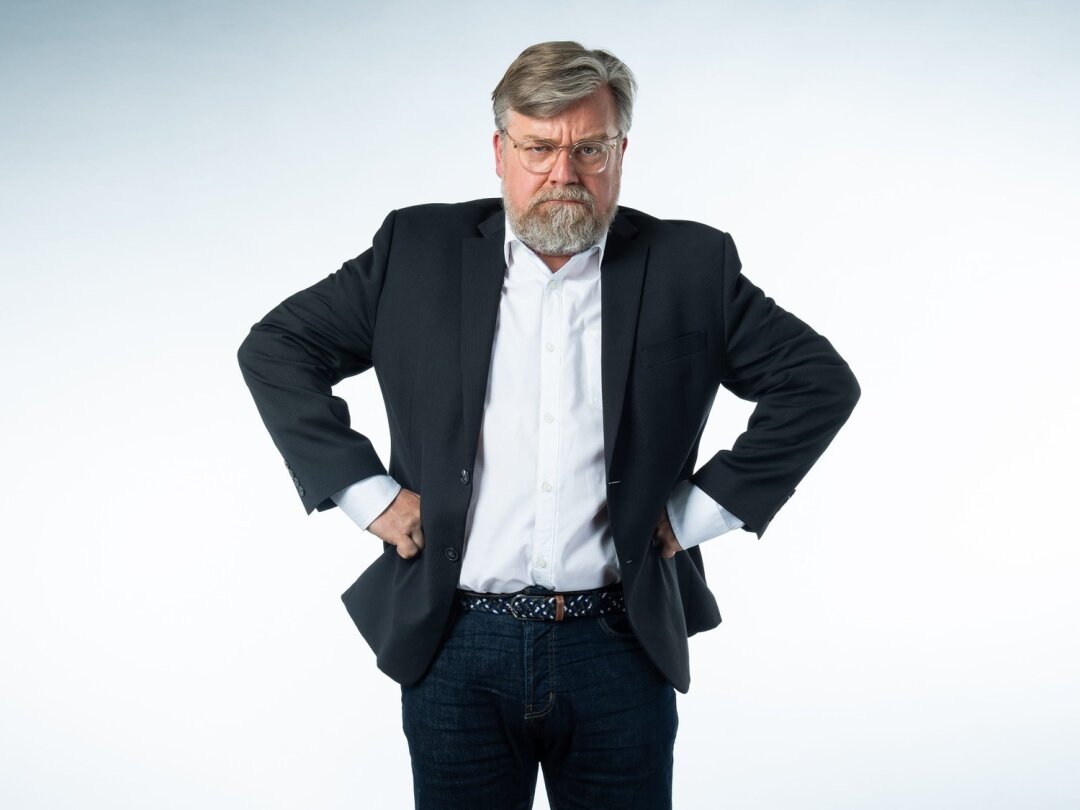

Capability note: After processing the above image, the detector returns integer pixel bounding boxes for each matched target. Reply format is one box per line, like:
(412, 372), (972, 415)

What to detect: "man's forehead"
(504, 88), (619, 139)
(505, 113), (617, 140)
(513, 126), (616, 142)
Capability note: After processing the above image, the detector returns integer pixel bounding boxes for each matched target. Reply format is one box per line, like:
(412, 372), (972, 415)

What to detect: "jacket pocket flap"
(640, 329), (706, 369)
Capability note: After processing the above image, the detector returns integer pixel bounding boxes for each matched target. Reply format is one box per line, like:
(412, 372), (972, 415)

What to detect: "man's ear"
(608, 134), (628, 174)
(493, 130), (504, 179)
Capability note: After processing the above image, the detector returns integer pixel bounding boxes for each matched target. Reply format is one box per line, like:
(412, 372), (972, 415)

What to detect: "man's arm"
(236, 210), (397, 514)
(689, 231), (861, 538)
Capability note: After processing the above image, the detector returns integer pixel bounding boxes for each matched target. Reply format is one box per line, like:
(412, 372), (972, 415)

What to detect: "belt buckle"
(509, 593), (546, 621)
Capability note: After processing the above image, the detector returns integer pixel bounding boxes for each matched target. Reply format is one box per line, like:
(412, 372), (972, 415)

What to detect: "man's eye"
(576, 144), (602, 157)
(524, 143), (554, 154)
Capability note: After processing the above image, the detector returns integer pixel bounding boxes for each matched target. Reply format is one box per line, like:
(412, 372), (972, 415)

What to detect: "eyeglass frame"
(499, 129), (623, 175)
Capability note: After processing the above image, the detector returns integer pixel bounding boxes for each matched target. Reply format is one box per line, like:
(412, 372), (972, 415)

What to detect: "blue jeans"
(400, 587), (678, 809)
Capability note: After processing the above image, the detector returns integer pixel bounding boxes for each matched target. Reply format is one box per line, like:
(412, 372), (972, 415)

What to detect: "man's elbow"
(236, 326), (275, 383)
(236, 329), (257, 375)
(799, 360), (860, 424)
(831, 362), (861, 419)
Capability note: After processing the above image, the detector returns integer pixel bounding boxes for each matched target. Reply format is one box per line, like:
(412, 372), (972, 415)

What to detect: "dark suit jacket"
(237, 198), (860, 693)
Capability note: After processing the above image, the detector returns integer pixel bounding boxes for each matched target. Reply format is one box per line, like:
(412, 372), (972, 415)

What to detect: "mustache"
(528, 186), (596, 209)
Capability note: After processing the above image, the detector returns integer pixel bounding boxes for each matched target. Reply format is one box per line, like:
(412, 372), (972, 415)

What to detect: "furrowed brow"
(518, 131), (614, 143)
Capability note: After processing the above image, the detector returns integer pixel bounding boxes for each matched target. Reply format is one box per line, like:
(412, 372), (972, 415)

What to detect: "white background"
(2, 1), (1077, 807)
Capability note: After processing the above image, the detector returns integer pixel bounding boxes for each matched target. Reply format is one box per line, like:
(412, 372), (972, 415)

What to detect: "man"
(238, 41), (859, 810)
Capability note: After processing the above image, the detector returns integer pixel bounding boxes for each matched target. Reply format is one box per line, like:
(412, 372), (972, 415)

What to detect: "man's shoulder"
(616, 205), (731, 246)
(391, 198), (503, 231)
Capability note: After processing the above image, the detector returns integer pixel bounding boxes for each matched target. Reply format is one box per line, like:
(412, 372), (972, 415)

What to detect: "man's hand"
(651, 506), (684, 559)
(367, 488), (425, 559)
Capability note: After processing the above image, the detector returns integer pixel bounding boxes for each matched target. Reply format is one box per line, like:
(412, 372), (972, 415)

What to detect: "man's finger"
(396, 535), (421, 558)
(412, 524), (426, 550)
(652, 530), (681, 559)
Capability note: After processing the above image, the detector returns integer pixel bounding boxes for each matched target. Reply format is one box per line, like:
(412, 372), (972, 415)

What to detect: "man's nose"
(546, 147), (579, 184)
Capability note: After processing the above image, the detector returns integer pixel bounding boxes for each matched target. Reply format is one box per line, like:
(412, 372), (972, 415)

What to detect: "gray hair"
(492, 41), (638, 135)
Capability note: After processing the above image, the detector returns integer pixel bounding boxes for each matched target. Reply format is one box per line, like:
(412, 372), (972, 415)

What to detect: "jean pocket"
(597, 612), (638, 642)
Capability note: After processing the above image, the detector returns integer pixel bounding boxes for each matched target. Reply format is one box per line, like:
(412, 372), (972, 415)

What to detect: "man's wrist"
(332, 475), (402, 531)
(666, 479), (745, 550)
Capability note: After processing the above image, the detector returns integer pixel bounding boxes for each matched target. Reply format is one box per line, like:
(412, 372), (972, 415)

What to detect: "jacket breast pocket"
(639, 329), (706, 370)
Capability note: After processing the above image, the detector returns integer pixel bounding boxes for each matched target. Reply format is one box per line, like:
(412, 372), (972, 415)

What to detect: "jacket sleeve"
(237, 209), (397, 514)
(689, 231), (861, 537)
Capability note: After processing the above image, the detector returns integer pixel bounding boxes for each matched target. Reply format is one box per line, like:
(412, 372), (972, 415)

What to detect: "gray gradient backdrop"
(2, 1), (1077, 807)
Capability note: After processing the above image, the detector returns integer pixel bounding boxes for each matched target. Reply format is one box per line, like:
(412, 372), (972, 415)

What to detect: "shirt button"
(444, 547), (459, 562)
(460, 469), (471, 485)
(545, 342), (555, 352)
(549, 281), (559, 292)
(536, 558), (548, 569)
(541, 482), (553, 492)
(543, 412), (554, 423)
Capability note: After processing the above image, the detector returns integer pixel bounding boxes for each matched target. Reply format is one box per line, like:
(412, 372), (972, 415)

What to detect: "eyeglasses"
(500, 130), (621, 175)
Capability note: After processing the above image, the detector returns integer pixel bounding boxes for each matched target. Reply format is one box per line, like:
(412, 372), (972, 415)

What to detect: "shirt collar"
(503, 213), (609, 269)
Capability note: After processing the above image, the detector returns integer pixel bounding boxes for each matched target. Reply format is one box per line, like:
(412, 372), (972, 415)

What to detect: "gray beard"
(502, 182), (619, 256)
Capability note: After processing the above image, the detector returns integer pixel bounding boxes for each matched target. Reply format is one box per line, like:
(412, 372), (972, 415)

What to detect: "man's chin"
(504, 191), (618, 257)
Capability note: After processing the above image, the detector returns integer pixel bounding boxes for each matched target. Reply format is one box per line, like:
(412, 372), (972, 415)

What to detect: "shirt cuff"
(331, 475), (402, 531)
(665, 479), (745, 551)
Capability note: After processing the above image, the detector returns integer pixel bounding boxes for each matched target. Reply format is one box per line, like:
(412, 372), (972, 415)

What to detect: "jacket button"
(444, 547), (459, 562)
(459, 469), (471, 485)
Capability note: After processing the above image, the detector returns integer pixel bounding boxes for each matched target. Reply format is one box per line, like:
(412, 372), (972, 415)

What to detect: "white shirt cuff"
(665, 479), (745, 551)
(331, 475), (402, 531)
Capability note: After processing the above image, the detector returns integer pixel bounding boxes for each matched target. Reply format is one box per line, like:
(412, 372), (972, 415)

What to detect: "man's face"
(494, 85), (627, 257)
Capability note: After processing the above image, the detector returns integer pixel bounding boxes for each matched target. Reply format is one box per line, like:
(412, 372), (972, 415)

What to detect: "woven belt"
(456, 583), (625, 622)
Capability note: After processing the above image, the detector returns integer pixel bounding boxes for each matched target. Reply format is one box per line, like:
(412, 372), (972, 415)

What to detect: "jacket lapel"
(460, 208), (646, 479)
(460, 209), (507, 472)
(598, 213), (647, 477)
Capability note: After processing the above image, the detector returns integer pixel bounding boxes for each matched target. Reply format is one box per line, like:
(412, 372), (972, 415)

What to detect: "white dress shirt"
(332, 216), (743, 593)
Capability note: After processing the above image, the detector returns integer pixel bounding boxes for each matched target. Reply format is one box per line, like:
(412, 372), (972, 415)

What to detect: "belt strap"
(456, 583), (625, 622)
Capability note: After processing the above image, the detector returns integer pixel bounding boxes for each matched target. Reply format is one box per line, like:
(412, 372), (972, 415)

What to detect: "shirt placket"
(530, 269), (563, 589)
